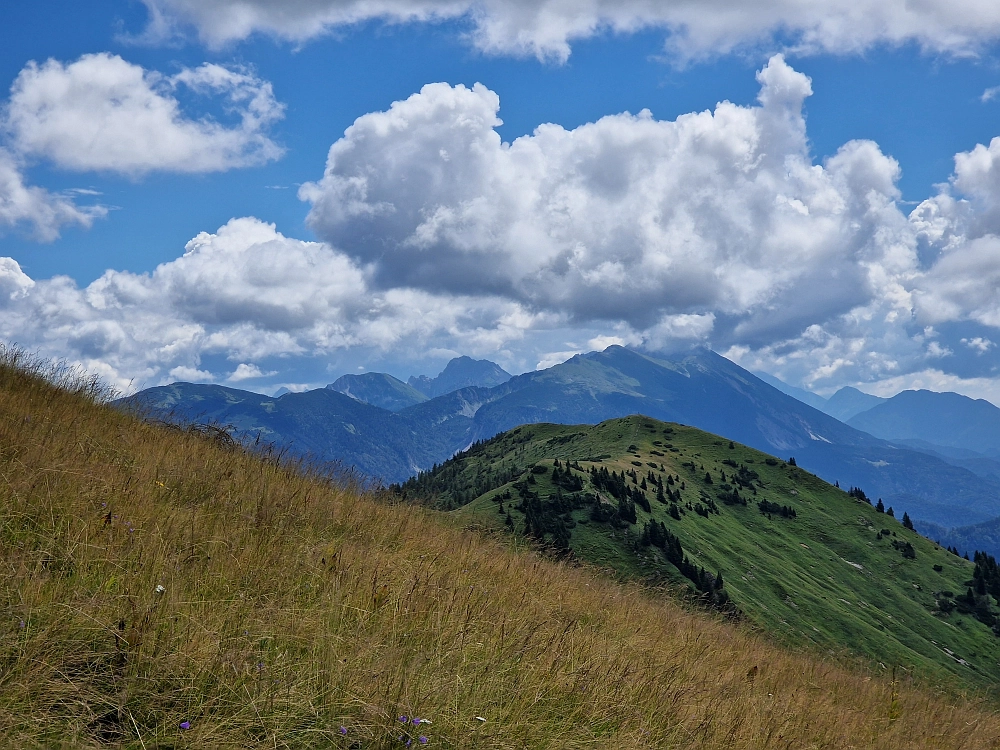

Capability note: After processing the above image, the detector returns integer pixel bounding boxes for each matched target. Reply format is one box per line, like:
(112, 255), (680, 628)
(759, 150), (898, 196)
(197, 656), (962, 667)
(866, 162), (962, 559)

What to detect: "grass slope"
(4, 352), (1000, 748)
(400, 416), (1000, 690)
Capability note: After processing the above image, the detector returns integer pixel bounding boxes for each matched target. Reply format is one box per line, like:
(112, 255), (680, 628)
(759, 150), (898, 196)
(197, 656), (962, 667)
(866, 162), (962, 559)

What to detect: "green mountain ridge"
(398, 415), (1000, 690)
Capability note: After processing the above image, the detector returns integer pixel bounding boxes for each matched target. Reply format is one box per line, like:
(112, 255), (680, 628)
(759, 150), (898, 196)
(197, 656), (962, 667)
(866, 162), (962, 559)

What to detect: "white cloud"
(301, 56), (913, 349)
(5, 53), (284, 176)
(587, 333), (636, 351)
(10, 54), (1000, 400)
(982, 86), (1000, 103)
(142, 0), (1000, 61)
(962, 336), (994, 354)
(228, 362), (277, 381)
(0, 255), (35, 300)
(913, 235), (1000, 328)
(926, 340), (952, 358)
(169, 365), (214, 382)
(0, 148), (105, 240)
(642, 314), (717, 351)
(0, 217), (538, 390)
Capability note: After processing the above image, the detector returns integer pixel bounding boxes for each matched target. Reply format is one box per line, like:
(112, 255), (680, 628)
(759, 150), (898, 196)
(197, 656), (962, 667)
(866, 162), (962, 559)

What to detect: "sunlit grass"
(1, 346), (999, 748)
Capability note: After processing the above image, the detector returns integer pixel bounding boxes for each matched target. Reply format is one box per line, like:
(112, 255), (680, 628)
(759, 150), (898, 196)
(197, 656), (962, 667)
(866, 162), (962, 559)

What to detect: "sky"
(5, 2), (1000, 402)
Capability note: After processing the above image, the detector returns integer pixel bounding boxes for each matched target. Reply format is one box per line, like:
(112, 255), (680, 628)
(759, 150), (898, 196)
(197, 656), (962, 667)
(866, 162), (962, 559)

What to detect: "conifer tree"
(902, 512), (913, 530)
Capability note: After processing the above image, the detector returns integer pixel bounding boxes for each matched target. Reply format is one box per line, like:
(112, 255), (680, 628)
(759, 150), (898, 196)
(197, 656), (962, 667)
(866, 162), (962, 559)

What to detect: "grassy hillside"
(399, 417), (1000, 690)
(3, 352), (1000, 748)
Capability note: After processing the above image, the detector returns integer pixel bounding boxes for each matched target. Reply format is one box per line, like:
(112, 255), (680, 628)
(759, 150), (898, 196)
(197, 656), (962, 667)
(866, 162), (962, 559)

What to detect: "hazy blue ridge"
(847, 389), (1000, 457)
(408, 356), (511, 398)
(824, 386), (888, 422)
(881, 438), (1000, 481)
(123, 382), (440, 481)
(752, 370), (829, 411)
(915, 517), (1000, 560)
(327, 372), (428, 411)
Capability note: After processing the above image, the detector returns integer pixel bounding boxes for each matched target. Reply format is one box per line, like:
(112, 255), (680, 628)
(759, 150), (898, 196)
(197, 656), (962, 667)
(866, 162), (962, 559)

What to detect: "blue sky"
(4, 1), (1000, 401)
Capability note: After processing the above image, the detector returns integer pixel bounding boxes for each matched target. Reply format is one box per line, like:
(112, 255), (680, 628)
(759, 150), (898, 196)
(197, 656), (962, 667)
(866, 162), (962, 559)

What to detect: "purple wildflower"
(339, 726), (347, 735)
(399, 715), (408, 723)
(419, 737), (428, 744)
(412, 717), (421, 726)
(179, 721), (191, 730)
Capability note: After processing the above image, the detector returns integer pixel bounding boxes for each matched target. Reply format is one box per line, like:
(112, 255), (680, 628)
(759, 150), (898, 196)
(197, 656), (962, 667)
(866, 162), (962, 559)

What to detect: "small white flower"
(155, 585), (165, 594)
(475, 717), (486, 722)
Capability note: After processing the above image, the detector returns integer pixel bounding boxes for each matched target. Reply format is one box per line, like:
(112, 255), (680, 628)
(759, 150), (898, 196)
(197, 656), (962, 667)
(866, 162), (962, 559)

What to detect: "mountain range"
(126, 346), (1000, 552)
(326, 356), (512, 411)
(407, 356), (511, 398)
(846, 390), (1000, 461)
(760, 375), (1000, 479)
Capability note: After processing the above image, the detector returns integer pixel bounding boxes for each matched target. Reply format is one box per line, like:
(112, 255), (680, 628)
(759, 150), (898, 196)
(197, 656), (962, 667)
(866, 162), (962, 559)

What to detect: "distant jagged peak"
(408, 356), (511, 398)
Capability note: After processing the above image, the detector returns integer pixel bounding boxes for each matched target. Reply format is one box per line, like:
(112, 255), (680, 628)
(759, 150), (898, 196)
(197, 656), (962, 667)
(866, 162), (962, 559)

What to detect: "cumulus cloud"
(300, 54), (1000, 403)
(228, 362), (277, 381)
(141, 0), (1000, 61)
(0, 217), (538, 390)
(170, 365), (214, 382)
(0, 148), (105, 240)
(906, 138), (1000, 334)
(9, 54), (1000, 403)
(962, 336), (995, 354)
(5, 53), (284, 176)
(300, 55), (913, 350)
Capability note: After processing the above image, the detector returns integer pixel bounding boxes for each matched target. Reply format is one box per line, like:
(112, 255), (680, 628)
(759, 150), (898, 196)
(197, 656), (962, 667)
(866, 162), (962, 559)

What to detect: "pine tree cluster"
(639, 520), (730, 611)
(847, 486), (871, 504)
(757, 499), (797, 519)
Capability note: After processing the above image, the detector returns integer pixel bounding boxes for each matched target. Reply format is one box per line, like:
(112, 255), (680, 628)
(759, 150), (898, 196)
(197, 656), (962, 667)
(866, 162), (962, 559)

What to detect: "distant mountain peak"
(408, 356), (511, 398)
(824, 386), (887, 422)
(847, 387), (1000, 459)
(327, 372), (427, 411)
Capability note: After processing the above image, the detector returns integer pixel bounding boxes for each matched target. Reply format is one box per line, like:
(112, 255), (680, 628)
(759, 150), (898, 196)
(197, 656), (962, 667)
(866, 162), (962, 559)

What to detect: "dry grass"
(1, 347), (999, 749)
